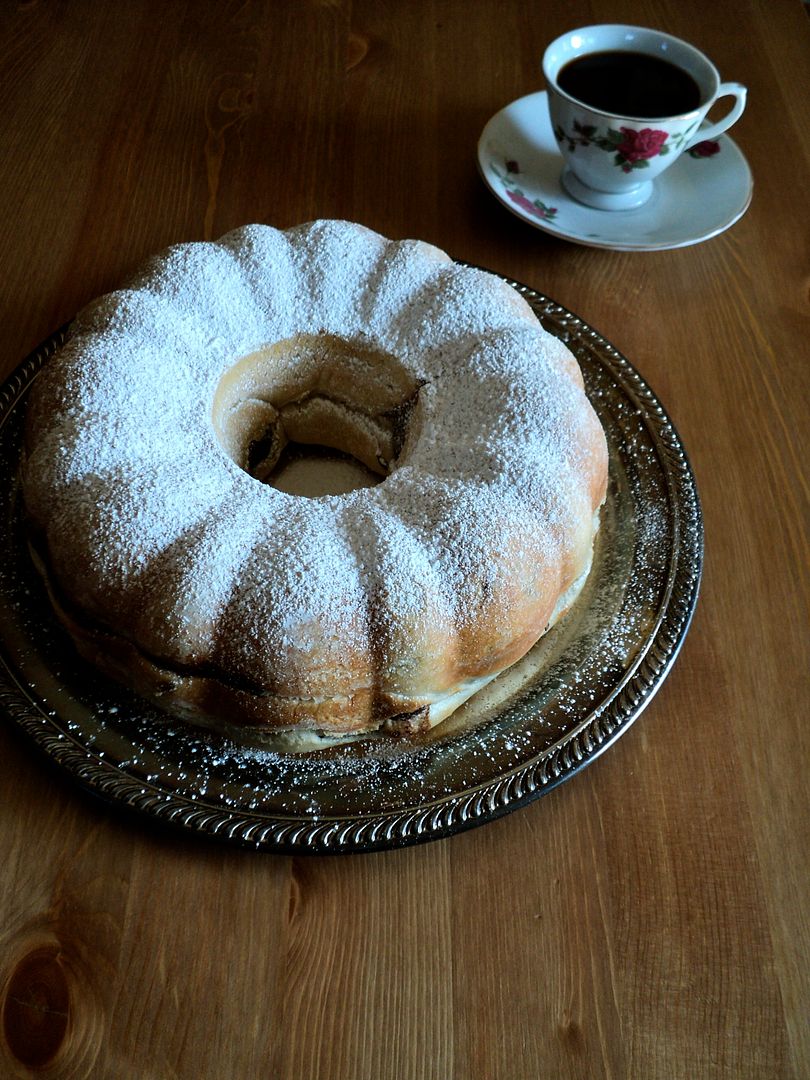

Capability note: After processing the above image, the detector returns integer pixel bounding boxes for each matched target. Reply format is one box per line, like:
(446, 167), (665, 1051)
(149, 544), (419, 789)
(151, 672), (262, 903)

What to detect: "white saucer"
(477, 91), (753, 251)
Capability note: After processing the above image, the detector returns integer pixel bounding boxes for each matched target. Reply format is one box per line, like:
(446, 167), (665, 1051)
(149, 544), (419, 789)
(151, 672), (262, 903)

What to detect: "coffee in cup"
(542, 25), (747, 210)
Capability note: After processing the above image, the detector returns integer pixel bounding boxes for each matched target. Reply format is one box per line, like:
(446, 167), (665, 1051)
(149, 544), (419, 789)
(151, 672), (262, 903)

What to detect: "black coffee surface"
(557, 50), (702, 119)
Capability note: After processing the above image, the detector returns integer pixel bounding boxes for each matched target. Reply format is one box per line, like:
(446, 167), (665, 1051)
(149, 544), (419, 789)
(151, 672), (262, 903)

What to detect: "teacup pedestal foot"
(561, 168), (654, 210)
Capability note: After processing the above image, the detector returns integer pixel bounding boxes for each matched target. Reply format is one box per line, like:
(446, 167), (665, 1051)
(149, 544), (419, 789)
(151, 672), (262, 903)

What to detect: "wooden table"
(1, 3), (807, 1077)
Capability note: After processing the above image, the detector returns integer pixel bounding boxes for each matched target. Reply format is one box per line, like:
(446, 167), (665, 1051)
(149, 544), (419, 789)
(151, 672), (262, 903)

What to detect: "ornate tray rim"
(0, 279), (703, 854)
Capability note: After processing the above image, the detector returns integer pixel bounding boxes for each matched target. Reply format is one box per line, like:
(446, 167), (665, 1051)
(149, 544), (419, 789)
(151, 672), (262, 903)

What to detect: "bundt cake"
(20, 221), (608, 748)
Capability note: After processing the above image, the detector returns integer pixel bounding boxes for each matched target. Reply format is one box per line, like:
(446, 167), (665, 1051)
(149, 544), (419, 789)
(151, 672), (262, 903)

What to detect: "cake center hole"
(212, 333), (422, 499)
(263, 442), (382, 498)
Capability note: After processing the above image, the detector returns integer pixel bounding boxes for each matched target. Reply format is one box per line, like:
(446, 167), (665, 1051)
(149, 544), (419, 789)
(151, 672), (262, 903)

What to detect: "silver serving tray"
(0, 279), (702, 854)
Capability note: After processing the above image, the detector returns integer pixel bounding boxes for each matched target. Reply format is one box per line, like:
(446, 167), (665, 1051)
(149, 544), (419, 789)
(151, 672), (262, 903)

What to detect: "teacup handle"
(685, 83), (747, 148)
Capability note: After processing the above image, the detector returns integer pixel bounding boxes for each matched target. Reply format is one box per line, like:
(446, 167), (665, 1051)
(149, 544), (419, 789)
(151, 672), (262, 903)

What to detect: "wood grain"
(0, 2), (808, 1077)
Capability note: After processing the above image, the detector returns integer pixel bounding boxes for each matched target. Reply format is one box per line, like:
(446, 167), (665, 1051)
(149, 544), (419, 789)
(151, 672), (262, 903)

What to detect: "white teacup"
(542, 25), (747, 210)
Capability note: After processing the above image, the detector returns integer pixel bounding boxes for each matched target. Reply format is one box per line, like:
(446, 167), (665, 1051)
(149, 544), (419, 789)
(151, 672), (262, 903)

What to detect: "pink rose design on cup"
(616, 127), (669, 170)
(552, 121), (675, 173)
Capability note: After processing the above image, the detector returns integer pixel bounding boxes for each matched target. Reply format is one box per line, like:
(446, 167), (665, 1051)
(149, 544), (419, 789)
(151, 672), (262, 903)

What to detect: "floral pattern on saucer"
(490, 158), (558, 220)
(688, 139), (721, 158)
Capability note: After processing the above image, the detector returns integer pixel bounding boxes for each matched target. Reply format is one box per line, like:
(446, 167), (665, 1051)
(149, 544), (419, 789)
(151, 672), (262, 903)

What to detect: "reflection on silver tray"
(0, 279), (702, 854)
